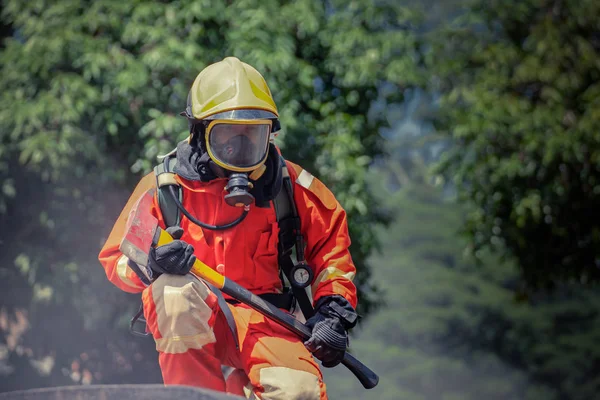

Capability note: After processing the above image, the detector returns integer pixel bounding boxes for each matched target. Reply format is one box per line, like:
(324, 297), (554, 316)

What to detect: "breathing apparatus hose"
(167, 184), (249, 230)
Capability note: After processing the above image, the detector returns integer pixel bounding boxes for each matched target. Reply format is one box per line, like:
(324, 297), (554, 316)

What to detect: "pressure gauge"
(290, 263), (313, 288)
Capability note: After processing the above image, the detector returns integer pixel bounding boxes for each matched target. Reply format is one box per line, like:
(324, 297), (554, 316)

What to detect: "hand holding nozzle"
(147, 226), (196, 277)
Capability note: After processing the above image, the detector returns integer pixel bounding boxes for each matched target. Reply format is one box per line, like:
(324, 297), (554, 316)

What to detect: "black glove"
(148, 226), (196, 277)
(304, 295), (358, 368)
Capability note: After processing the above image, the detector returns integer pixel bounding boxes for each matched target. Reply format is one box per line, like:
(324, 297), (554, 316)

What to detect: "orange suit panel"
(98, 159), (358, 399)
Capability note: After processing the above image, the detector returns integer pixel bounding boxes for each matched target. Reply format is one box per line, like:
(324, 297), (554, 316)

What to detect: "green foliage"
(321, 101), (600, 399)
(325, 169), (600, 400)
(429, 0), (600, 290)
(0, 0), (420, 388)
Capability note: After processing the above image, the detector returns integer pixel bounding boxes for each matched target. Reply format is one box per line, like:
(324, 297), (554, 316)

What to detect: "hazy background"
(1, 1), (599, 399)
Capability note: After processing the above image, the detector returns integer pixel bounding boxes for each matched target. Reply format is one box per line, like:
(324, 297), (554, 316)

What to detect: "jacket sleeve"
(98, 172), (160, 293)
(286, 161), (358, 309)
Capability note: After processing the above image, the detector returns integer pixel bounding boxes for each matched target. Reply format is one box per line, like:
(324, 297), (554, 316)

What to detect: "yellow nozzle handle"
(154, 227), (225, 288)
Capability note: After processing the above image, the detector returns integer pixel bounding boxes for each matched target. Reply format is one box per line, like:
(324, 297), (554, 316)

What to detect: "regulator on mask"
(203, 118), (273, 207)
(224, 173), (254, 208)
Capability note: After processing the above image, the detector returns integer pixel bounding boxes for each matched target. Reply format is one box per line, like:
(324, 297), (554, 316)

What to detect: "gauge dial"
(294, 268), (310, 285)
(291, 264), (313, 288)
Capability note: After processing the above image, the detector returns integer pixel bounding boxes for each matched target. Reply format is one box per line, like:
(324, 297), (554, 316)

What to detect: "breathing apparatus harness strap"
(273, 156), (315, 319)
(154, 156), (182, 227)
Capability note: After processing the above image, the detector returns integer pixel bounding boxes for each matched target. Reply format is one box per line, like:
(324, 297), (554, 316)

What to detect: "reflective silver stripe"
(116, 255), (143, 289)
(258, 367), (321, 400)
(311, 266), (356, 294)
(157, 172), (178, 187)
(296, 169), (314, 190)
(151, 274), (216, 354)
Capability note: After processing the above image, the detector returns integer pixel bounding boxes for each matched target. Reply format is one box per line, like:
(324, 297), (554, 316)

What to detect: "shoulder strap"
(273, 156), (314, 319)
(154, 156), (182, 228)
(153, 155), (240, 348)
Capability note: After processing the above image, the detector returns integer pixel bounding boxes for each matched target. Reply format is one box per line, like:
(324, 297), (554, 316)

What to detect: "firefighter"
(98, 57), (358, 399)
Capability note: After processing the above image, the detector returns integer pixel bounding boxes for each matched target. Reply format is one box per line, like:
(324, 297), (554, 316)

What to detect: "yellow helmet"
(184, 57), (279, 122)
(181, 57), (281, 179)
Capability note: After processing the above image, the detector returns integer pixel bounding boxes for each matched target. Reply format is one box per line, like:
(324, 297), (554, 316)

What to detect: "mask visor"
(206, 119), (272, 171)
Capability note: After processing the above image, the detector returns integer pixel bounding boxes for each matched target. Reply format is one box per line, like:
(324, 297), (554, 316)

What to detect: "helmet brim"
(205, 109), (278, 121)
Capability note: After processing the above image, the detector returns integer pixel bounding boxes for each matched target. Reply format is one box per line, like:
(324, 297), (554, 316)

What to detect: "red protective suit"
(98, 159), (358, 399)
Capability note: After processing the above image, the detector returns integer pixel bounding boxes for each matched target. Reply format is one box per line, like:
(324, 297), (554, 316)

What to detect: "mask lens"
(208, 122), (271, 169)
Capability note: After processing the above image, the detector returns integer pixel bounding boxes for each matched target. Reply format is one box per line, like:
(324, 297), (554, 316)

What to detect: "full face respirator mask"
(204, 118), (273, 208)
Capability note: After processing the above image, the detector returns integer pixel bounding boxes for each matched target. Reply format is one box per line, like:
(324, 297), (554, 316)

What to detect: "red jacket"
(98, 160), (358, 308)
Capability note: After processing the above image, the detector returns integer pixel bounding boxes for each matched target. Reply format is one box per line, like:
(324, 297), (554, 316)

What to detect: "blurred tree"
(0, 0), (420, 390)
(326, 178), (538, 400)
(429, 0), (600, 291)
(325, 146), (600, 400)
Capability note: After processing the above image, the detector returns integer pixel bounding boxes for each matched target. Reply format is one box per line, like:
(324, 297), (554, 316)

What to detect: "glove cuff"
(314, 295), (358, 330)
